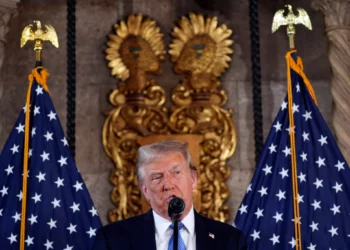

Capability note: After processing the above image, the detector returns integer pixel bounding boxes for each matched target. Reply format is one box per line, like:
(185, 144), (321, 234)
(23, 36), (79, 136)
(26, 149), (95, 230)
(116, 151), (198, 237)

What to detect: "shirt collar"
(153, 210), (172, 238)
(153, 205), (195, 237)
(181, 206), (195, 235)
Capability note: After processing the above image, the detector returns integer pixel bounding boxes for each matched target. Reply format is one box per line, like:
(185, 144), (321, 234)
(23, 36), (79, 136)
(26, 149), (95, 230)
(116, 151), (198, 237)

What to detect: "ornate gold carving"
(169, 13), (235, 222)
(105, 14), (166, 82)
(169, 13), (233, 79)
(103, 14), (167, 222)
(103, 13), (236, 223)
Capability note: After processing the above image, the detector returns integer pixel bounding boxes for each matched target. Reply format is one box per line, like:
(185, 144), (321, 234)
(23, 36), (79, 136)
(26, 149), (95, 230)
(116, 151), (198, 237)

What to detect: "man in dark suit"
(92, 140), (247, 250)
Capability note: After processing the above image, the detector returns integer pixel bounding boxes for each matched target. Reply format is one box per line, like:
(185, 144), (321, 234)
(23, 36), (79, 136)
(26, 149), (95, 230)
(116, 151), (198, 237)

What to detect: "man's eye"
(152, 176), (162, 181)
(174, 171), (181, 175)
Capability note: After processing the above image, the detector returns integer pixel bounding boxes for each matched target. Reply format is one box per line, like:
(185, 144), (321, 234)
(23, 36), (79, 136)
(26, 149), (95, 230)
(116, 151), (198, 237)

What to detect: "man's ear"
(141, 183), (149, 200)
(191, 170), (198, 190)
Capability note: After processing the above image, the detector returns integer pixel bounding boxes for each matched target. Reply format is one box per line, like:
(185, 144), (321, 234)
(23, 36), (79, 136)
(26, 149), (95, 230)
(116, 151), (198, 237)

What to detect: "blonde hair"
(136, 140), (197, 182)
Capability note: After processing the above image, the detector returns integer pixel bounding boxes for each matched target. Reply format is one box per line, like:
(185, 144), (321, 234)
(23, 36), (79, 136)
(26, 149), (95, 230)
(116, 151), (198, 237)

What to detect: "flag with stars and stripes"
(234, 52), (350, 249)
(0, 67), (102, 249)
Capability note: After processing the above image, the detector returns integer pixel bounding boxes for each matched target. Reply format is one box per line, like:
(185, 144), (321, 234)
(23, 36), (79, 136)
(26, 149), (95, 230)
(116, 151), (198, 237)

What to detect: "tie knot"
(170, 221), (184, 230)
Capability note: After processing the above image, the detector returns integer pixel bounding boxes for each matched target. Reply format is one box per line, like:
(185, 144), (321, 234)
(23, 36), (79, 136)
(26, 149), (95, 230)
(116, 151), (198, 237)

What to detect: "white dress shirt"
(153, 207), (196, 250)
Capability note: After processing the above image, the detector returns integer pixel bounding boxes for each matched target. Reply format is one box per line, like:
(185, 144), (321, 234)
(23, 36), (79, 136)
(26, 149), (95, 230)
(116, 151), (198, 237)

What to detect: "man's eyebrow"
(148, 170), (163, 175)
(168, 164), (183, 170)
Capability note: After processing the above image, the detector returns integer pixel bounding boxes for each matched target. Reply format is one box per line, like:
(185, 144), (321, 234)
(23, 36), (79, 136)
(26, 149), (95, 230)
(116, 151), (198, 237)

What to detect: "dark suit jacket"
(92, 210), (247, 250)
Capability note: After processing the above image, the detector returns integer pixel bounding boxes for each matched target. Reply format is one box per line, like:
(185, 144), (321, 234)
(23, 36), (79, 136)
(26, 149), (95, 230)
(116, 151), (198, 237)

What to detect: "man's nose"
(163, 173), (175, 191)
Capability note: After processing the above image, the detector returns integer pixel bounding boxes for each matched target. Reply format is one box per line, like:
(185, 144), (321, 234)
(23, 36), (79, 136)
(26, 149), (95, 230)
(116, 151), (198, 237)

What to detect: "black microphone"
(168, 197), (185, 250)
(168, 196), (185, 221)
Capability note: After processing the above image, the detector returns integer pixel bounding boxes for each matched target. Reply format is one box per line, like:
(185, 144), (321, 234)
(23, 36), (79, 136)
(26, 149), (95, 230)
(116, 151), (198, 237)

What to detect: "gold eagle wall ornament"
(20, 20), (59, 61)
(103, 13), (236, 223)
(272, 5), (312, 48)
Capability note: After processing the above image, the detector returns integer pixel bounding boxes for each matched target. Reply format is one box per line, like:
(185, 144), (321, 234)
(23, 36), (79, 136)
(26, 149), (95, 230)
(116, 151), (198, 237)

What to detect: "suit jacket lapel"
(195, 211), (215, 250)
(130, 210), (157, 250)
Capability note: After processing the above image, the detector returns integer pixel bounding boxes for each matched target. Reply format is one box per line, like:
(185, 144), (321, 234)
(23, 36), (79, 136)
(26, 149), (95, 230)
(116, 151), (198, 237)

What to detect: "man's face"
(140, 152), (197, 220)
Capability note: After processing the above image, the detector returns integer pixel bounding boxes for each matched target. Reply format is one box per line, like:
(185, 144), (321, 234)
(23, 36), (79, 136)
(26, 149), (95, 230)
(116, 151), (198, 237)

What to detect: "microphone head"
(168, 197), (185, 221)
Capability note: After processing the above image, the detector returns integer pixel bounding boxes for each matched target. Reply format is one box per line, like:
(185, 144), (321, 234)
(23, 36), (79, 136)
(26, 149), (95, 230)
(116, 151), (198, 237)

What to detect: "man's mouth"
(166, 195), (176, 203)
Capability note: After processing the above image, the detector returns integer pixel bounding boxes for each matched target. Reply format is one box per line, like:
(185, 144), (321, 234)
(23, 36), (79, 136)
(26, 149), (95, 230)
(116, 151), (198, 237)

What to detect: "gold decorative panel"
(103, 13), (236, 223)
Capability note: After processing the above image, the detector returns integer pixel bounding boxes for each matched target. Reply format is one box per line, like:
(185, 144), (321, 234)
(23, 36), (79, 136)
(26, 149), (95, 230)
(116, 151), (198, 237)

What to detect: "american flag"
(0, 68), (102, 249)
(234, 53), (350, 249)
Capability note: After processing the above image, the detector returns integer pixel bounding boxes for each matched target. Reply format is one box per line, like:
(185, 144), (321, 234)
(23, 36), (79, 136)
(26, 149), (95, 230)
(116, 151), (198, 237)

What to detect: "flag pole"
(19, 20), (58, 250)
(272, 5), (313, 250)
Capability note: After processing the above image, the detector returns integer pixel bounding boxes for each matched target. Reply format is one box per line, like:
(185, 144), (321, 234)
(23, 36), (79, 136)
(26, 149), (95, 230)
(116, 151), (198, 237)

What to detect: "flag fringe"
(286, 50), (302, 250)
(20, 67), (50, 250)
(286, 50), (319, 250)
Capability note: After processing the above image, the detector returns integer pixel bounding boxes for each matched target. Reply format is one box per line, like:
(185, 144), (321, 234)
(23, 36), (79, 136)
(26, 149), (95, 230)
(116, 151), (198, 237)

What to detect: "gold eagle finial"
(272, 5), (312, 48)
(21, 20), (59, 62)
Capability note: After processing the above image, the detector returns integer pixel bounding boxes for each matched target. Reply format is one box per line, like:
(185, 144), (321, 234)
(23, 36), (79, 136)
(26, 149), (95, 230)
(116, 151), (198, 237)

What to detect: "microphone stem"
(173, 220), (179, 250)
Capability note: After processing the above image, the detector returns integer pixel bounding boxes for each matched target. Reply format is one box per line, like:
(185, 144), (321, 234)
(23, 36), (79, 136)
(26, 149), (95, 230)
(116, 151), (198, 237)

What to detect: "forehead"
(143, 152), (187, 172)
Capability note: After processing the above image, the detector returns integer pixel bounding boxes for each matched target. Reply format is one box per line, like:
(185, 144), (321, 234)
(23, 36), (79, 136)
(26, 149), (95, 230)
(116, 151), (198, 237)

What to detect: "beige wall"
(0, 0), (331, 225)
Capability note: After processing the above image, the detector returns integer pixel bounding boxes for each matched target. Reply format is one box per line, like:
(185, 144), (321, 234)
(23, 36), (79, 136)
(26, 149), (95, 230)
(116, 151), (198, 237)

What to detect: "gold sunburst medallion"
(106, 14), (166, 81)
(169, 13), (233, 78)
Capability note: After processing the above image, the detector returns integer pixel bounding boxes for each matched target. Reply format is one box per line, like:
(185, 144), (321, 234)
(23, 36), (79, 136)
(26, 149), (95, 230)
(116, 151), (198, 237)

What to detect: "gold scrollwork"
(168, 13), (236, 222)
(103, 13), (236, 223)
